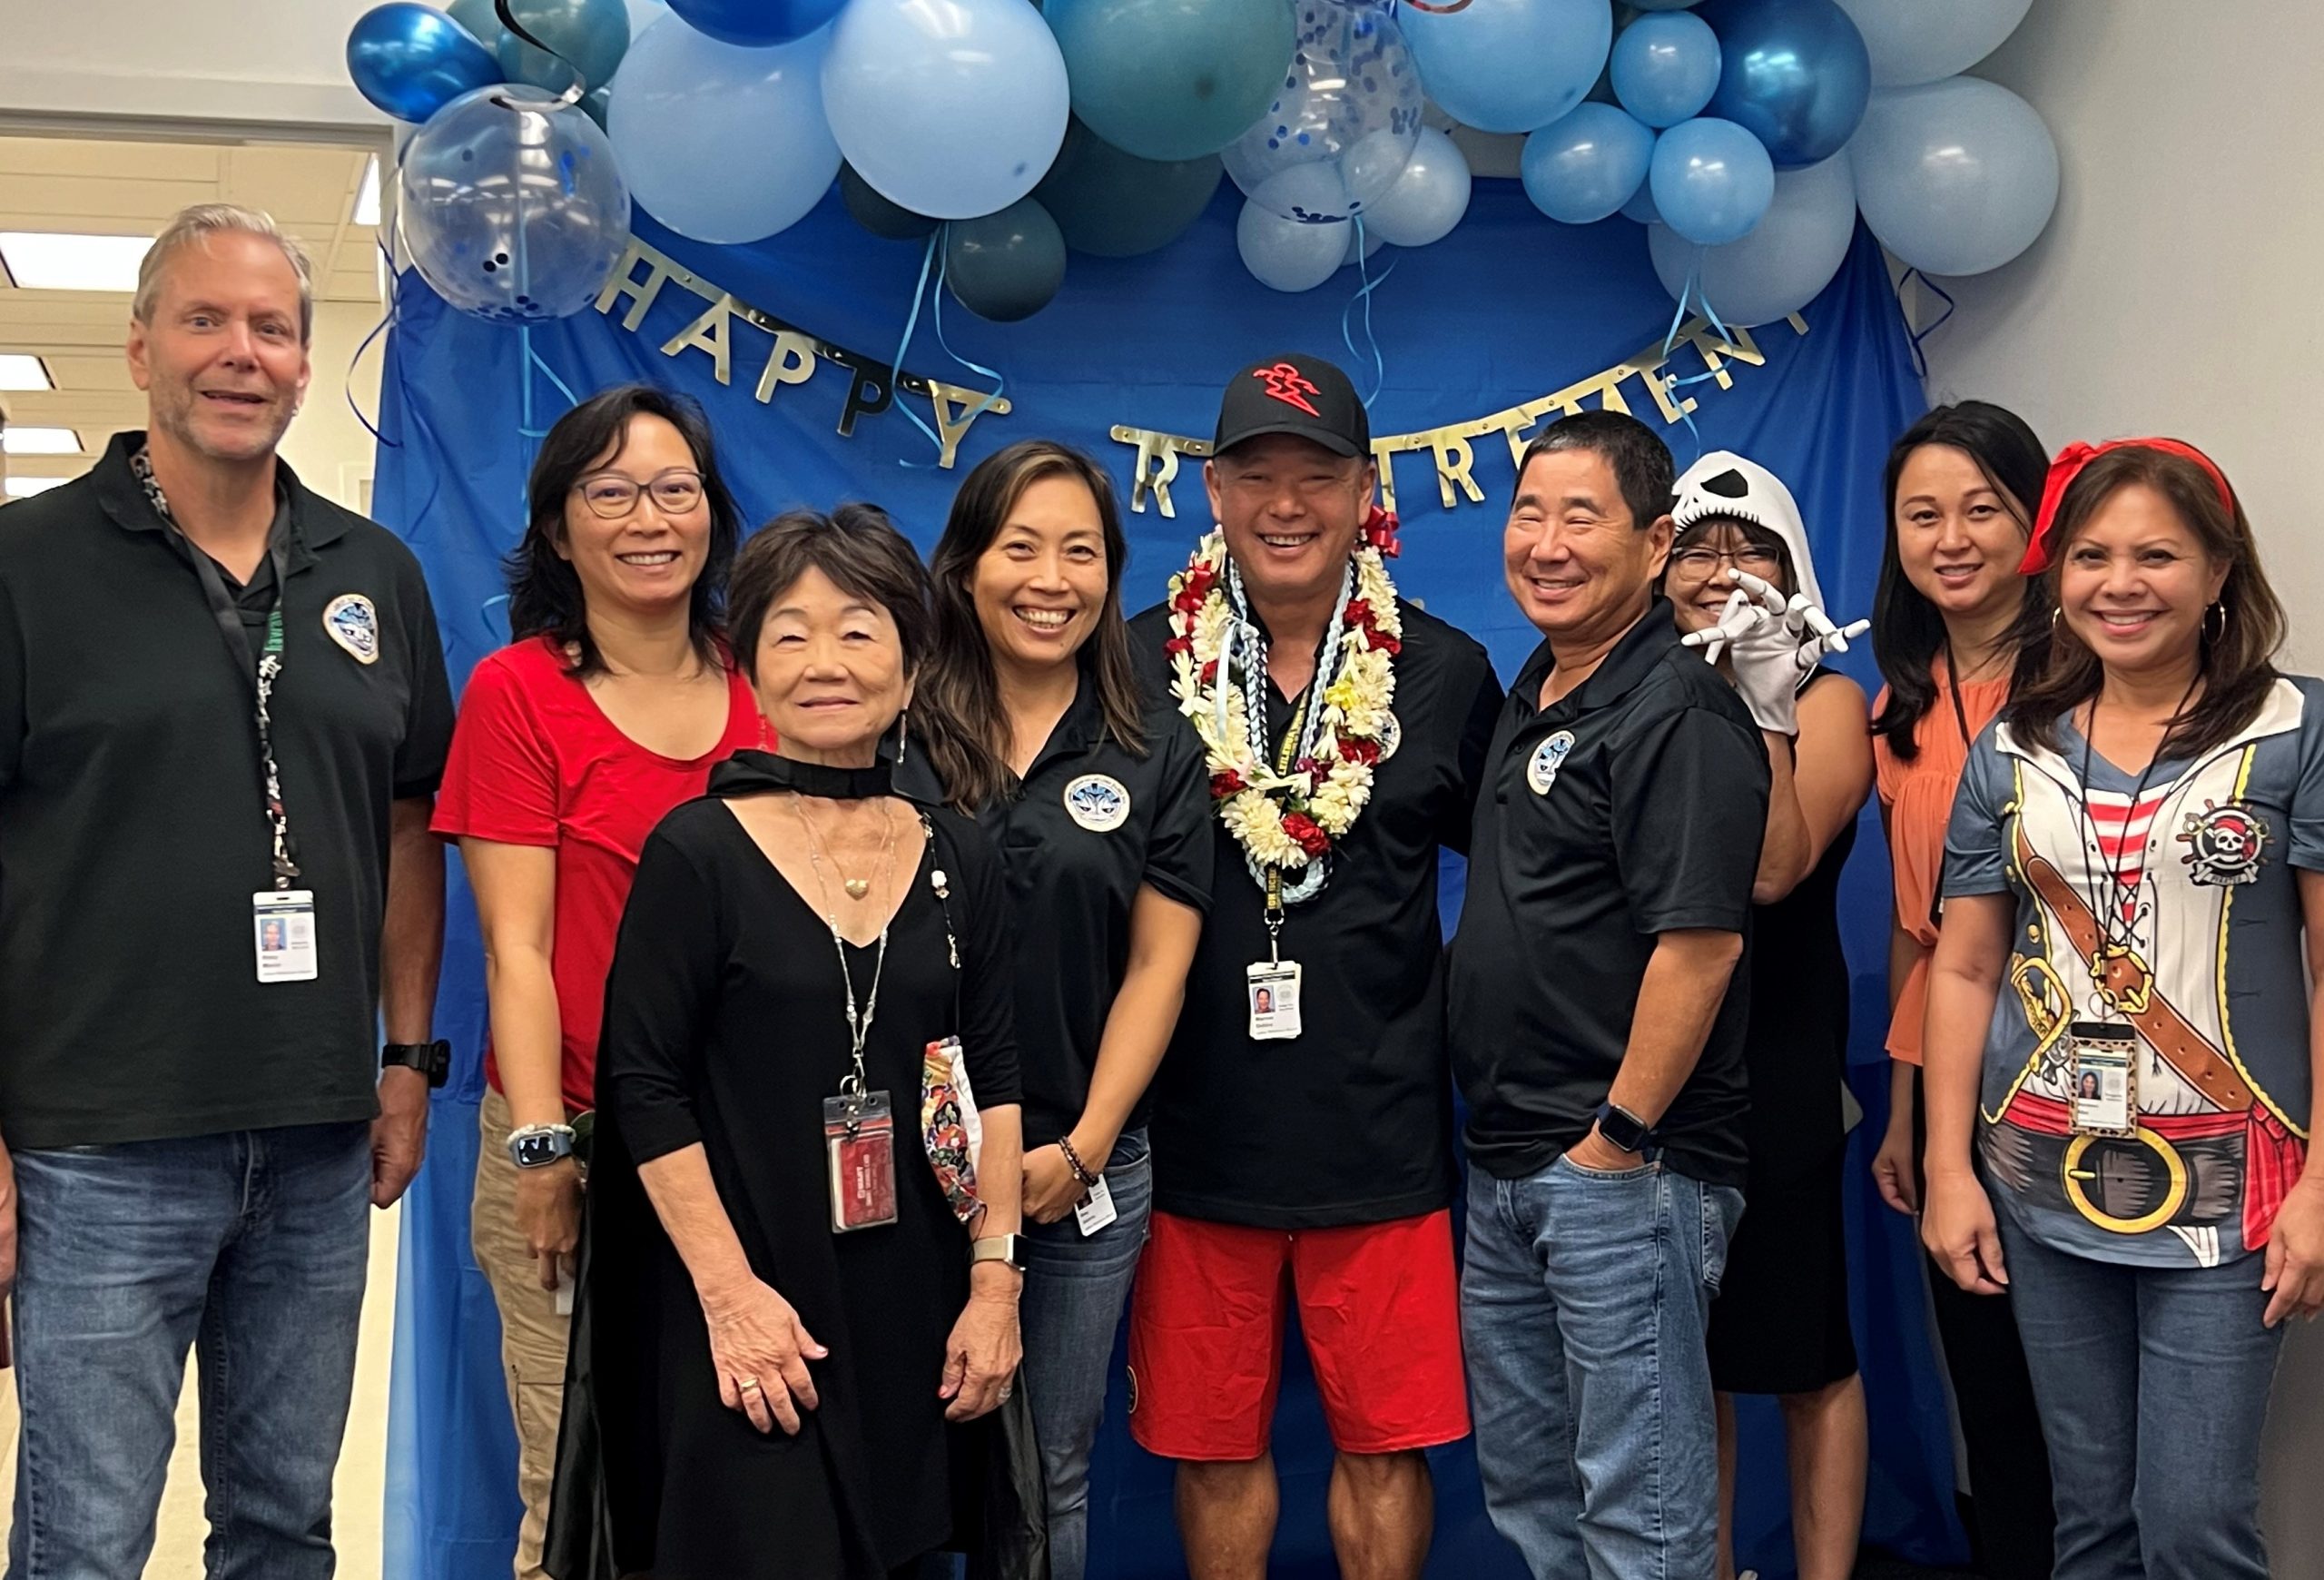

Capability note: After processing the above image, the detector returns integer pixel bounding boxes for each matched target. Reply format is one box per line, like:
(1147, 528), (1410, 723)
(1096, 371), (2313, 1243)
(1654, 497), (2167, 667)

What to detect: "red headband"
(2018, 437), (2236, 576)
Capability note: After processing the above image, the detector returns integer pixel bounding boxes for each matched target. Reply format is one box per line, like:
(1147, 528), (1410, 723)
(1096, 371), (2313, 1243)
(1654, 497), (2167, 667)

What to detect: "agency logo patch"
(1063, 774), (1131, 833)
(1527, 730), (1575, 796)
(322, 593), (380, 665)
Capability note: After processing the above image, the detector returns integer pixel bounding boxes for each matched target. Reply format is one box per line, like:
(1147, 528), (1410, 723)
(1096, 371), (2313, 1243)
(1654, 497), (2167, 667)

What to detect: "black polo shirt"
(1448, 599), (1767, 1187)
(0, 431), (456, 1149)
(1129, 595), (1502, 1229)
(897, 671), (1213, 1149)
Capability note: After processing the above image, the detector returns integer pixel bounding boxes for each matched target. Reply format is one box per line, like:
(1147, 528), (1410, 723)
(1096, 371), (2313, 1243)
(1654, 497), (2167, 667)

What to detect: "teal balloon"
(1520, 103), (1653, 224)
(944, 199), (1068, 322)
(840, 163), (939, 242)
(497, 0), (631, 92)
(1649, 114), (1774, 244)
(1046, 0), (1295, 162)
(1702, 0), (1870, 167)
(1034, 119), (1222, 258)
(578, 83), (613, 128)
(447, 0), (510, 50)
(1611, 12), (1720, 128)
(346, 4), (504, 123)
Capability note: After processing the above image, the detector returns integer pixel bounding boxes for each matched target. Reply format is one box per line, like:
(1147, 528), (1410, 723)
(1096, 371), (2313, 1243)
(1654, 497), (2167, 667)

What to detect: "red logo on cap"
(1254, 362), (1322, 418)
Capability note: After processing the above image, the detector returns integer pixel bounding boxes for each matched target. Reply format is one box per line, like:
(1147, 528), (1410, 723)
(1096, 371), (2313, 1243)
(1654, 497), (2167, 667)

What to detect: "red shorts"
(1128, 1208), (1470, 1460)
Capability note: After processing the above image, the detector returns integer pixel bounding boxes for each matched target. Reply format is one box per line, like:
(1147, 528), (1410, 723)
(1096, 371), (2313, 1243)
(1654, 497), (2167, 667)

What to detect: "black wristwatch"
(1593, 1101), (1653, 1155)
(382, 1040), (451, 1089)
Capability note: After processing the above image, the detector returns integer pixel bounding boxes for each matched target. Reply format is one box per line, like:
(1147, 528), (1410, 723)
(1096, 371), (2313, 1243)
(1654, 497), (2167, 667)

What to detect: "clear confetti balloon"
(1224, 0), (1422, 223)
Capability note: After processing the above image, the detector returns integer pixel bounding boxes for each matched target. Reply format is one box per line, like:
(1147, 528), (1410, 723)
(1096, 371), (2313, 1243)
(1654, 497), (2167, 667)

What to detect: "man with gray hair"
(0, 203), (456, 1577)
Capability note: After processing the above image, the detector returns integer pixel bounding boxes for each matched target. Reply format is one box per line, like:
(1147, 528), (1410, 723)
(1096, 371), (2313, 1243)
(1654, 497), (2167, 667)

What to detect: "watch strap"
(969, 1233), (1025, 1272)
(1593, 1101), (1654, 1155)
(382, 1040), (451, 1090)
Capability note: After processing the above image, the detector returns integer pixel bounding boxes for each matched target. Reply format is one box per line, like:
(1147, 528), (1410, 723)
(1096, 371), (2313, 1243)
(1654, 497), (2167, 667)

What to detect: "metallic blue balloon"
(399, 84), (632, 322)
(497, 0), (631, 93)
(1703, 0), (1870, 167)
(668, 0), (846, 47)
(1521, 103), (1653, 225)
(347, 4), (504, 123)
(1611, 12), (1721, 128)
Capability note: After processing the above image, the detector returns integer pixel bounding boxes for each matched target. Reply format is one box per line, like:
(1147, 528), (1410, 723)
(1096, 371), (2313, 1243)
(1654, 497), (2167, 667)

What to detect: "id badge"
(1246, 960), (1304, 1041)
(1074, 1173), (1118, 1237)
(823, 1089), (900, 1233)
(252, 890), (319, 983)
(2068, 1022), (2138, 1137)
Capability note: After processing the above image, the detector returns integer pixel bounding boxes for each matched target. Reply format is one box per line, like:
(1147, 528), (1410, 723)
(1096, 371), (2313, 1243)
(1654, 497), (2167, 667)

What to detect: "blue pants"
(5, 1122), (373, 1580)
(1997, 1212), (2285, 1580)
(1016, 1132), (1152, 1580)
(1461, 1156), (1742, 1580)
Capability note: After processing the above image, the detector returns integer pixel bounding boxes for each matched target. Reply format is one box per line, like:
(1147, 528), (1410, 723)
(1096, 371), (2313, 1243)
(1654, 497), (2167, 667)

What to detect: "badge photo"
(1063, 773), (1131, 833)
(322, 593), (380, 666)
(1528, 730), (1576, 796)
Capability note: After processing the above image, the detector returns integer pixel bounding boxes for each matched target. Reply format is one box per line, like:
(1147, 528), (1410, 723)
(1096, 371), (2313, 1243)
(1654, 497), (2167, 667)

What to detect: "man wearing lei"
(1126, 353), (1502, 1580)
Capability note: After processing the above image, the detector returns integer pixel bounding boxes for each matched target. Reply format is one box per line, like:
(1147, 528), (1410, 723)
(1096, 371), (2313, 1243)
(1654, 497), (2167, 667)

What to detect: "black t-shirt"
(1129, 594), (1502, 1229)
(0, 432), (456, 1149)
(1448, 601), (1768, 1187)
(895, 672), (1212, 1149)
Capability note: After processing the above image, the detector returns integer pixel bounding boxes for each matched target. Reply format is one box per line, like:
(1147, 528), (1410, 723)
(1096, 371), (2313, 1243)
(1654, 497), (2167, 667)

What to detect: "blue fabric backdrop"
(374, 179), (1956, 1580)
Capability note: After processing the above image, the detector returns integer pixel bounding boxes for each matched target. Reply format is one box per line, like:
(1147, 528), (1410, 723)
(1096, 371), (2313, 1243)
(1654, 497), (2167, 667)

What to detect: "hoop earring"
(894, 706), (910, 763)
(2050, 607), (2062, 628)
(2204, 602), (2230, 642)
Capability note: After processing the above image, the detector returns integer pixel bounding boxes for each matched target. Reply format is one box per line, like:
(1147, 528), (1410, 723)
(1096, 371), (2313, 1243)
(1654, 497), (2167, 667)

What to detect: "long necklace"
(794, 791), (893, 902)
(790, 794), (898, 1091)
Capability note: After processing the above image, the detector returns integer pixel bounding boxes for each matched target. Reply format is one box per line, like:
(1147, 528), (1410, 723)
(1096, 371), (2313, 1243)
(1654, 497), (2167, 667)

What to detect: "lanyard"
(2069, 678), (2200, 988)
(1225, 558), (1354, 936)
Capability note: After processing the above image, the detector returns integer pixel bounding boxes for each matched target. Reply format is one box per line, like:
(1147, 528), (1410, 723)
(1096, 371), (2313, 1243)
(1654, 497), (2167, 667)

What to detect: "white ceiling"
(0, 132), (379, 484)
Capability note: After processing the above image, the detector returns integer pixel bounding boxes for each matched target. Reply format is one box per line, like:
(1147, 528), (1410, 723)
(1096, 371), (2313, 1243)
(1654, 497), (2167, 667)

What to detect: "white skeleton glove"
(1680, 570), (1869, 736)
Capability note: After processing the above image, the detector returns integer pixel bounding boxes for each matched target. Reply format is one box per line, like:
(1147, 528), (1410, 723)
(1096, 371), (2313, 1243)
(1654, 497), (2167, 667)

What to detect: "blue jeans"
(1996, 1212), (2285, 1580)
(1461, 1156), (1743, 1580)
(1016, 1131), (1151, 1580)
(5, 1122), (373, 1580)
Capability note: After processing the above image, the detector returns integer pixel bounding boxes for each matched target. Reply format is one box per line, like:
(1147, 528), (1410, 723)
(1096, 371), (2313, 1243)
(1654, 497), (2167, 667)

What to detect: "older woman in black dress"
(556, 506), (1027, 1580)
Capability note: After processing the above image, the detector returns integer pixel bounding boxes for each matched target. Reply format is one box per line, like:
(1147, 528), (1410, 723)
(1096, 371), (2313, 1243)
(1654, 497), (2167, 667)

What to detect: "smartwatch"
(969, 1233), (1026, 1273)
(508, 1124), (578, 1170)
(382, 1040), (451, 1089)
(1593, 1101), (1653, 1155)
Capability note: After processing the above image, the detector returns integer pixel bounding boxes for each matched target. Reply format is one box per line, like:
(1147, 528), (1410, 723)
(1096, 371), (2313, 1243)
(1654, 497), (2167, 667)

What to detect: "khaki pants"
(472, 1087), (572, 1580)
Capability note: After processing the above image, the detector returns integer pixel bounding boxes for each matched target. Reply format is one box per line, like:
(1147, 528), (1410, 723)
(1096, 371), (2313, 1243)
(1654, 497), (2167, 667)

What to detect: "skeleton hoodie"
(1669, 449), (1826, 613)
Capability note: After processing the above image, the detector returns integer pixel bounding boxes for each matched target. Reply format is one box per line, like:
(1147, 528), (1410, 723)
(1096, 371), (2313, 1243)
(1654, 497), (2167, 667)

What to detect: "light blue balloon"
(1403, 0), (1612, 135)
(1521, 103), (1653, 225)
(1046, 0), (1296, 163)
(1225, 0), (1423, 223)
(1848, 75), (2057, 276)
(1649, 114), (1774, 244)
(610, 15), (839, 243)
(1648, 152), (1855, 324)
(1236, 184), (1351, 292)
(1703, 0), (1870, 167)
(497, 0), (631, 93)
(1361, 125), (1470, 248)
(399, 84), (631, 322)
(1631, 0), (1705, 8)
(347, 4), (504, 124)
(824, 0), (1069, 221)
(1835, 0), (2031, 88)
(1612, 13), (1720, 128)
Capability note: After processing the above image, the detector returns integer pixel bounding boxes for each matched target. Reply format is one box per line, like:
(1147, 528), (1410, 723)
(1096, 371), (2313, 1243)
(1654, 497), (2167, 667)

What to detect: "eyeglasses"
(1669, 544), (1784, 579)
(574, 469), (705, 519)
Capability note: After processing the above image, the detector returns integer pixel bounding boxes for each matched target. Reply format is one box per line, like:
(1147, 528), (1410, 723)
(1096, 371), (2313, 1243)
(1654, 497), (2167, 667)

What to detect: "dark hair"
(1869, 401), (2052, 761)
(1660, 516), (1798, 598)
(1514, 410), (1675, 532)
(2005, 446), (2286, 760)
(727, 503), (934, 683)
(504, 383), (744, 676)
(917, 441), (1147, 813)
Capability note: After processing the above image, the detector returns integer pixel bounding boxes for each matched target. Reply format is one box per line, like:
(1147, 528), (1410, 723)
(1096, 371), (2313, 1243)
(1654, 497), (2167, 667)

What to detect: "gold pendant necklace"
(793, 794), (895, 904)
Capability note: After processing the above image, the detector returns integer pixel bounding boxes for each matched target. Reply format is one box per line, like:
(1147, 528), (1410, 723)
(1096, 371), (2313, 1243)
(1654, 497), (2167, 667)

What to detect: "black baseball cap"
(1213, 353), (1370, 459)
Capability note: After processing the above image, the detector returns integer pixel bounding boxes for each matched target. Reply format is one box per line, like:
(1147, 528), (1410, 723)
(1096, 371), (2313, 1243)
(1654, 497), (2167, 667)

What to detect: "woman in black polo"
(909, 439), (1210, 1580)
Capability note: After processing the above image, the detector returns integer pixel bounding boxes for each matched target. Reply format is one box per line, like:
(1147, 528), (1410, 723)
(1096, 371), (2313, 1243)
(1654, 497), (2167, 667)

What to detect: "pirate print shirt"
(1942, 676), (2324, 1268)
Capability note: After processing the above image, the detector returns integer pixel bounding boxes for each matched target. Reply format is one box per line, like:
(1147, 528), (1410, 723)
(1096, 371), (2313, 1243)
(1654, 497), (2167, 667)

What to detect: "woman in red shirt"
(431, 385), (764, 1580)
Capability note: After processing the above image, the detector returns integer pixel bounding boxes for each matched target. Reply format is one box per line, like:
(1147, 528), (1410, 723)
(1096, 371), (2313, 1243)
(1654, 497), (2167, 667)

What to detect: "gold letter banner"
(1110, 312), (1808, 518)
(593, 237), (1012, 469)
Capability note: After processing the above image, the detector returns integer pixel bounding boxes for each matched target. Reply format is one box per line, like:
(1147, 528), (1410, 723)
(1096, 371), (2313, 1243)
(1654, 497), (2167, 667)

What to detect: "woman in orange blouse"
(1866, 401), (2055, 1578)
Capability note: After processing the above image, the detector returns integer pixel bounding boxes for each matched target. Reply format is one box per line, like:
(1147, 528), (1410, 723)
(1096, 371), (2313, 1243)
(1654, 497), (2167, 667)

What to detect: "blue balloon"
(498, 0), (631, 92)
(611, 15), (839, 243)
(1362, 124), (1470, 248)
(1521, 103), (1653, 225)
(945, 199), (1068, 321)
(1621, 182), (1663, 225)
(1848, 76), (2057, 276)
(1403, 0), (1611, 135)
(1649, 114), (1774, 244)
(1046, 0), (1296, 163)
(1034, 120), (1223, 259)
(823, 0), (1070, 221)
(1631, 0), (1706, 7)
(1703, 0), (1869, 167)
(1236, 184), (1350, 292)
(1223, 0), (1423, 223)
(667, 0), (844, 47)
(1612, 13), (1721, 128)
(399, 84), (631, 322)
(446, 0), (511, 53)
(347, 4), (503, 123)
(1649, 152), (1855, 324)
(1835, 0), (2030, 88)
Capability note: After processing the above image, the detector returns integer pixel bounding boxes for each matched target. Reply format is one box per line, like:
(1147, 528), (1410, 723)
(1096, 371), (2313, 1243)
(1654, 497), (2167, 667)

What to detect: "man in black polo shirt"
(1127, 354), (1502, 1580)
(0, 204), (454, 1578)
(1447, 410), (1768, 1579)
